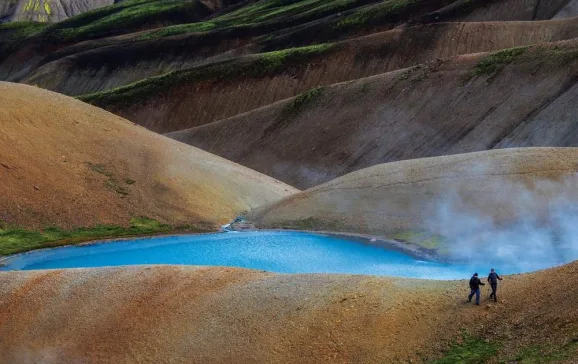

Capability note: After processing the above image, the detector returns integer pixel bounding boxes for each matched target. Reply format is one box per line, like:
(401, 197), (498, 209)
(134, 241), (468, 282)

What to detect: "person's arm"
(487, 274), (491, 282)
(498, 274), (503, 280)
(479, 278), (485, 286)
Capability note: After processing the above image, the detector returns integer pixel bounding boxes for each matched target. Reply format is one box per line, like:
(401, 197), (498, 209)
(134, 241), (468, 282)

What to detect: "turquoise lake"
(0, 231), (560, 279)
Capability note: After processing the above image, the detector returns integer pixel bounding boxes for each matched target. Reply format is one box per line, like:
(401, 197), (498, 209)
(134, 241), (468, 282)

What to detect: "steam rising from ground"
(428, 173), (578, 272)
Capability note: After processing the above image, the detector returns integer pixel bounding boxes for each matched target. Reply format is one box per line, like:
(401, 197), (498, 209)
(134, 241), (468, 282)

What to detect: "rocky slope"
(2, 0), (576, 104)
(0, 82), (297, 230)
(76, 17), (578, 133)
(169, 41), (578, 188)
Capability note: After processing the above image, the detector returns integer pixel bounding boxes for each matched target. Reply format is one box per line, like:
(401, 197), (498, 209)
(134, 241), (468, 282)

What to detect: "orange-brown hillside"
(0, 263), (576, 363)
(0, 82), (297, 230)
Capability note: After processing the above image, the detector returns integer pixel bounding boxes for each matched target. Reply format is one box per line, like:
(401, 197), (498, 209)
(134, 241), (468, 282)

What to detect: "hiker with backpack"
(487, 268), (503, 302)
(468, 273), (485, 305)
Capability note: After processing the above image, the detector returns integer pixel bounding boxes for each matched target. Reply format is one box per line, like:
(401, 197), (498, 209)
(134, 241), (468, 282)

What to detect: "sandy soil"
(0, 82), (297, 230)
(0, 262), (576, 363)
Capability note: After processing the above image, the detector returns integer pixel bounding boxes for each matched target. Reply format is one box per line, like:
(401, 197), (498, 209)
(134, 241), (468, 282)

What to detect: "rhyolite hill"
(2, 0), (578, 189)
(0, 82), (296, 233)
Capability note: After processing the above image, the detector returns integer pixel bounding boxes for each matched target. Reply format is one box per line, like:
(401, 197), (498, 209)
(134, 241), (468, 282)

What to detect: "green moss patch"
(0, 21), (48, 40)
(79, 43), (336, 108)
(0, 217), (203, 256)
(292, 86), (324, 110)
(392, 229), (445, 250)
(507, 339), (578, 364)
(333, 0), (421, 31)
(474, 46), (529, 77)
(266, 217), (343, 231)
(36, 0), (212, 43)
(463, 44), (578, 83)
(433, 332), (499, 364)
(138, 21), (217, 41)
(136, 0), (372, 42)
(87, 162), (132, 197)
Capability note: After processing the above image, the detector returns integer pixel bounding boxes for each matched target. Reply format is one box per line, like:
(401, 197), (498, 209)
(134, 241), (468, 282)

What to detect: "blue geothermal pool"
(0, 231), (559, 279)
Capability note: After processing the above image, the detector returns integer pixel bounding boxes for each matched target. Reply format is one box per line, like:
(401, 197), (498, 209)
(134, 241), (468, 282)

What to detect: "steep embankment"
(169, 41), (578, 188)
(245, 148), (578, 253)
(0, 0), (234, 81)
(0, 0), (498, 83)
(25, 17), (578, 98)
(0, 0), (114, 23)
(1, 263), (576, 363)
(0, 0), (454, 83)
(81, 19), (578, 133)
(0, 82), (296, 231)
(6, 1), (574, 105)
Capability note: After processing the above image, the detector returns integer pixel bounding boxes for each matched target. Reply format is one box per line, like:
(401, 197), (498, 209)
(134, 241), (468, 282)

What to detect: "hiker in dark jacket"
(487, 268), (503, 302)
(468, 273), (485, 305)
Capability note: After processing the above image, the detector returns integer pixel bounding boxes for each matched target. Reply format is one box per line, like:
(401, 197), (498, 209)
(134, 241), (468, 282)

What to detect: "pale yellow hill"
(246, 148), (578, 245)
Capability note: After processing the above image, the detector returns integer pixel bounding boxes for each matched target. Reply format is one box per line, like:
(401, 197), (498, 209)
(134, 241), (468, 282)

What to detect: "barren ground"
(0, 263), (576, 363)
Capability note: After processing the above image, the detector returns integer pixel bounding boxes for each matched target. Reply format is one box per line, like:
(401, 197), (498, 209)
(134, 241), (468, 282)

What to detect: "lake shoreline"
(0, 228), (442, 269)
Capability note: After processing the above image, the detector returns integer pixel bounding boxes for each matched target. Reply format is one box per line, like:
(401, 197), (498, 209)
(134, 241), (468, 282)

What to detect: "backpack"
(469, 277), (477, 289)
(488, 272), (498, 284)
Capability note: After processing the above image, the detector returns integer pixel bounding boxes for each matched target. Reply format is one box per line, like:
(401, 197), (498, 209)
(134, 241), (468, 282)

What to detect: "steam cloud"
(427, 173), (578, 273)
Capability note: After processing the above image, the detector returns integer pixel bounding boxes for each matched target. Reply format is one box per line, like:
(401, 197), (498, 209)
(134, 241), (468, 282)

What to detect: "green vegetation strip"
(0, 217), (205, 256)
(45, 0), (208, 43)
(0, 21), (48, 40)
(507, 339), (578, 364)
(280, 86), (325, 120)
(292, 86), (324, 109)
(464, 44), (578, 82)
(433, 332), (499, 364)
(79, 43), (336, 108)
(138, 0), (422, 42)
(474, 46), (529, 77)
(266, 217), (344, 231)
(392, 229), (444, 250)
(334, 0), (421, 31)
(0, 0), (210, 46)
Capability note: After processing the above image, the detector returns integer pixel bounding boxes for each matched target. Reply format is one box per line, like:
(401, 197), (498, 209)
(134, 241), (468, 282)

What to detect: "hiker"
(487, 268), (503, 302)
(468, 273), (485, 305)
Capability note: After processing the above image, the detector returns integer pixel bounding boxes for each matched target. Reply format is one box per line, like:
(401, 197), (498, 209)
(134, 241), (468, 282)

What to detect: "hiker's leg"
(475, 289), (480, 305)
(468, 290), (475, 302)
(492, 283), (498, 302)
(489, 284), (494, 298)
